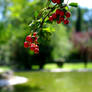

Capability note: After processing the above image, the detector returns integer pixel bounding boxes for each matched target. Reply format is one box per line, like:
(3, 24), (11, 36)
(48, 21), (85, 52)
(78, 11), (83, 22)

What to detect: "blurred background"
(0, 0), (92, 92)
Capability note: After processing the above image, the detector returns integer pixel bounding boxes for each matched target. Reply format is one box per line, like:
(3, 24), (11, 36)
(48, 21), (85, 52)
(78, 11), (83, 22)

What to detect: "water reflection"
(0, 85), (43, 92)
(0, 71), (28, 92)
(0, 86), (14, 92)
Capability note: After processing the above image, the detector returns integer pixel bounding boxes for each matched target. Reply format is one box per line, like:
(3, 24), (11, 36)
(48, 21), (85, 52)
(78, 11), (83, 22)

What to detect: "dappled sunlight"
(0, 0), (92, 92)
(0, 76), (28, 87)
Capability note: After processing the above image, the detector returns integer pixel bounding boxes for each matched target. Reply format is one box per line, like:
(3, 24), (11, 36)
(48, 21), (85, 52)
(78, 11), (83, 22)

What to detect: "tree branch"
(39, 4), (67, 29)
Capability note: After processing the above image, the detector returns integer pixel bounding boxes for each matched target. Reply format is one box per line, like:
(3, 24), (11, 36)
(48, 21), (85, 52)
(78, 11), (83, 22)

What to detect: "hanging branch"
(24, 0), (78, 54)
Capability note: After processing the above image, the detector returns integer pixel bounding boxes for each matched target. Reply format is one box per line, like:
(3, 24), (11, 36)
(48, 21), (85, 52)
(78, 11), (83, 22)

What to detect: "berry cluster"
(51, 0), (62, 4)
(24, 32), (39, 54)
(49, 9), (71, 24)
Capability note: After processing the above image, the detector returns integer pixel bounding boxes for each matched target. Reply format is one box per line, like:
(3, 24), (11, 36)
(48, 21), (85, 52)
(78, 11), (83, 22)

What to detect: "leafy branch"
(24, 0), (78, 54)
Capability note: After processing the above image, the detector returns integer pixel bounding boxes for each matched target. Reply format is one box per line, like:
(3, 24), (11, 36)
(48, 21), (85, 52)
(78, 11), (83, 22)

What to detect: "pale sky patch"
(65, 0), (92, 9)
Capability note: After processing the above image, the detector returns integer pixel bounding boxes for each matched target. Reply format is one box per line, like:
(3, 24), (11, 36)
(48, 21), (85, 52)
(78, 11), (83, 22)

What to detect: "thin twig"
(39, 4), (68, 29)
(40, 4), (58, 28)
(67, 0), (70, 4)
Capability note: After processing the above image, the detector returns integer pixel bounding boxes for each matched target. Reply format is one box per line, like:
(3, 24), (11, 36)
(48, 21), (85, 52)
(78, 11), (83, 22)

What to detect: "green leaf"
(61, 0), (64, 3)
(69, 2), (78, 7)
(65, 6), (69, 11)
(43, 27), (51, 32)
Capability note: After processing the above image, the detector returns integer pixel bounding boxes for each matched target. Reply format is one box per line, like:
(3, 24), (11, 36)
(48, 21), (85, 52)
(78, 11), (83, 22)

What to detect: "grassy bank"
(44, 63), (92, 69)
(13, 72), (92, 92)
(0, 63), (92, 71)
(0, 66), (10, 72)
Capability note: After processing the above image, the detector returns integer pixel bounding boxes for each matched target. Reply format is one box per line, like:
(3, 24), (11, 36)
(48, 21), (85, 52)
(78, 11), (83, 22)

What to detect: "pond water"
(0, 76), (28, 92)
(0, 76), (28, 87)
(0, 72), (92, 92)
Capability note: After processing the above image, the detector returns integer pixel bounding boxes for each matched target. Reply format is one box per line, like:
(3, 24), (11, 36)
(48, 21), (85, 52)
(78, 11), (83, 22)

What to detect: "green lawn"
(44, 63), (92, 69)
(0, 66), (10, 72)
(1, 63), (92, 71)
(1, 64), (92, 92)
(12, 72), (92, 92)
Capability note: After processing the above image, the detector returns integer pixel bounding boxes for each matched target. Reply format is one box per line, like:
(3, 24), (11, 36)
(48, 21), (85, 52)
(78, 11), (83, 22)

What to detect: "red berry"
(34, 37), (38, 44)
(33, 32), (37, 36)
(56, 9), (61, 15)
(60, 17), (64, 21)
(49, 16), (53, 22)
(26, 35), (33, 42)
(60, 11), (64, 16)
(24, 42), (29, 48)
(34, 48), (39, 54)
(52, 13), (57, 19)
(64, 19), (69, 24)
(31, 35), (36, 39)
(35, 40), (39, 44)
(52, 0), (56, 3)
(57, 17), (61, 24)
(57, 20), (61, 24)
(30, 43), (35, 51)
(35, 37), (38, 40)
(66, 12), (71, 18)
(35, 45), (39, 49)
(57, 16), (64, 24)
(56, 0), (61, 4)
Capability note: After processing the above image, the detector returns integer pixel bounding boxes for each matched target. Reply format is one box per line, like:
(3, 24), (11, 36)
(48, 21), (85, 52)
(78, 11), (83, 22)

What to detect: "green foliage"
(0, 0), (77, 69)
(44, 63), (92, 69)
(76, 8), (82, 32)
(0, 0), (53, 69)
(51, 24), (72, 59)
(69, 2), (78, 7)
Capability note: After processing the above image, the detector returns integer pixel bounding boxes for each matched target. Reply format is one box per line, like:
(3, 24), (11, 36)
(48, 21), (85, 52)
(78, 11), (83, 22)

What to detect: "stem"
(60, 4), (67, 9)
(67, 0), (70, 4)
(39, 4), (67, 30)
(40, 4), (58, 29)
